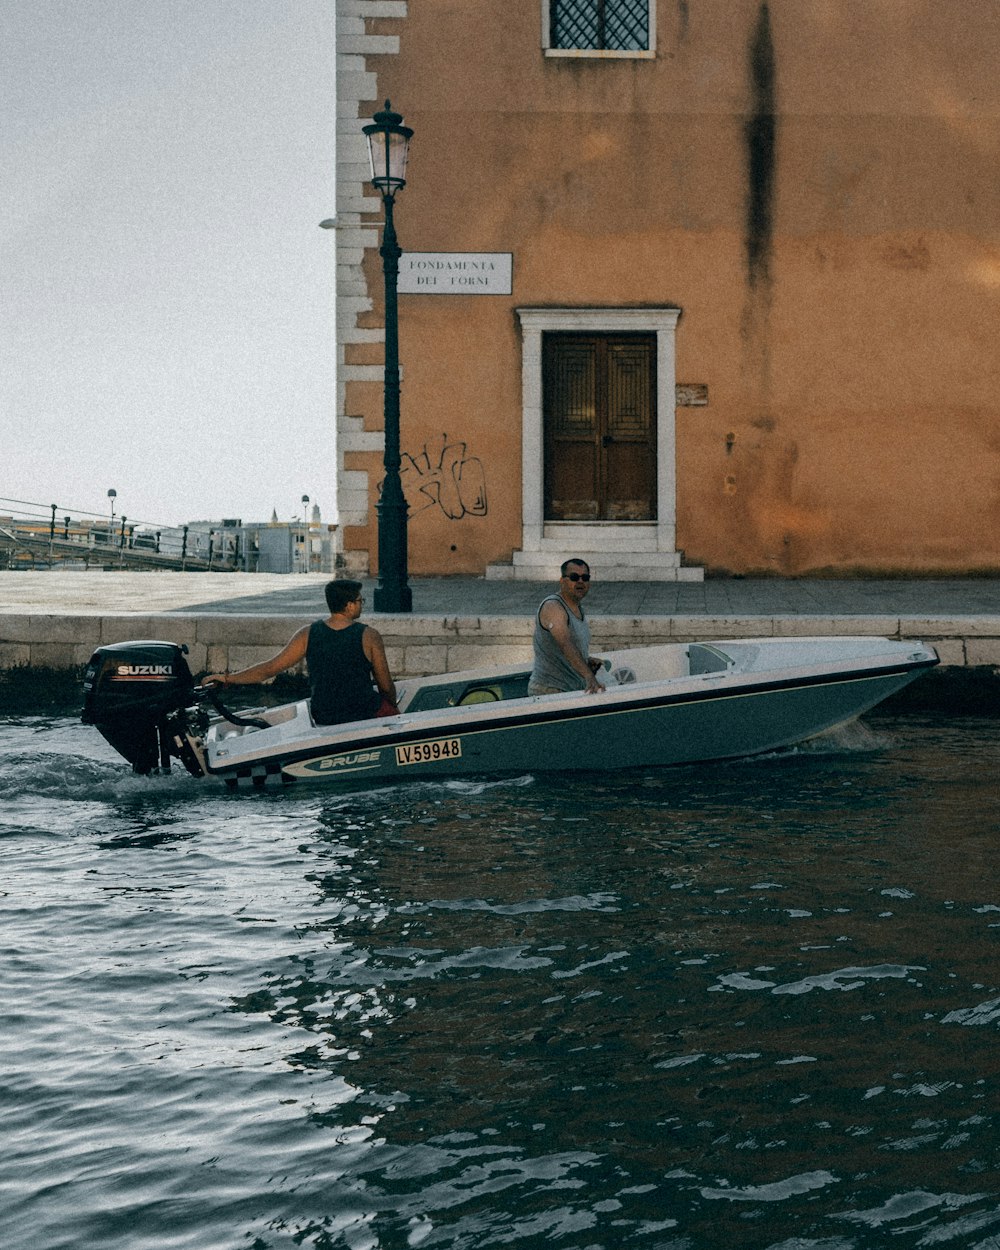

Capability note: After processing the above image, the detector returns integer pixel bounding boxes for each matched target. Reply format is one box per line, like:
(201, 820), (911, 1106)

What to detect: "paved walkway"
(4, 570), (1000, 618)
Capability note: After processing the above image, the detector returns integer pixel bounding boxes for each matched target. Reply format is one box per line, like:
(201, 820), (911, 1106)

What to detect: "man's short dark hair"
(325, 579), (363, 613)
(560, 558), (590, 576)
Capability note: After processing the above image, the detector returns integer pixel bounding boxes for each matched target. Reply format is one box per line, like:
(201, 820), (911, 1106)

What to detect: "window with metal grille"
(550, 0), (650, 51)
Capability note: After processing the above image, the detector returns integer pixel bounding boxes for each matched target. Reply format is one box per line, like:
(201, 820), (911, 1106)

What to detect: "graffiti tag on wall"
(397, 435), (488, 520)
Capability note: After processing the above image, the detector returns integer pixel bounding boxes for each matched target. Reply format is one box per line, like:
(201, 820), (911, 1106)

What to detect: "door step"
(487, 550), (704, 582)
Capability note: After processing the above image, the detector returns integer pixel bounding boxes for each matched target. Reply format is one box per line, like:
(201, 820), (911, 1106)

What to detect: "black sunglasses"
(564, 572), (591, 582)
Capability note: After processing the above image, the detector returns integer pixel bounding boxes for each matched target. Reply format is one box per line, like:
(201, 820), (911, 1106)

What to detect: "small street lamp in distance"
(107, 489), (117, 542)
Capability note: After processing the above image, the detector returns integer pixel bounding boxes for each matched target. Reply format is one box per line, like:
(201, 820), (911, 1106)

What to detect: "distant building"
(234, 513), (340, 574)
(334, 0), (1000, 579)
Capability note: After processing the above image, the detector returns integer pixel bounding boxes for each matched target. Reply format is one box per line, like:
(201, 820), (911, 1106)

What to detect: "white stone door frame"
(515, 306), (681, 555)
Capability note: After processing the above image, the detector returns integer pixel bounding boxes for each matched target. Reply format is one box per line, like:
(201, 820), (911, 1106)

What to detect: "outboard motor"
(82, 640), (204, 775)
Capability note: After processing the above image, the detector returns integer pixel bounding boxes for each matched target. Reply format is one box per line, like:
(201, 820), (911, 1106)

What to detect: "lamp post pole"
(373, 187), (411, 612)
(364, 101), (413, 614)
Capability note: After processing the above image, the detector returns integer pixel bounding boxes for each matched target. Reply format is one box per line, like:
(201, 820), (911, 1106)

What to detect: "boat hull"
(200, 639), (938, 787)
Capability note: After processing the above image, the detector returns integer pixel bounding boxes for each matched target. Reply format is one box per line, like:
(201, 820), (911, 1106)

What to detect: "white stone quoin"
(333, 0), (409, 574)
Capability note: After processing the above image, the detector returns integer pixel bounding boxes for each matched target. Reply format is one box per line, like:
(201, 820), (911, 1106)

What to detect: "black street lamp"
(363, 100), (413, 613)
(301, 494), (311, 571)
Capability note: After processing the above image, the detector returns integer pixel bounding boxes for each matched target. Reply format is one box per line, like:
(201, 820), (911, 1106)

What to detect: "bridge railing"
(0, 497), (245, 571)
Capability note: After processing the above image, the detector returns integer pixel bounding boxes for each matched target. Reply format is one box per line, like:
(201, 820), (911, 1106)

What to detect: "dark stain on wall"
(745, 3), (776, 289)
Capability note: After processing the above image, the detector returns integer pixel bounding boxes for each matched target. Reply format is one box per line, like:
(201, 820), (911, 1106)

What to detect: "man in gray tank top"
(528, 559), (605, 696)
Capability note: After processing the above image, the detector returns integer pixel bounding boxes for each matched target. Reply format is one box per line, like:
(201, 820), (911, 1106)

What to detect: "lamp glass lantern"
(363, 101), (413, 196)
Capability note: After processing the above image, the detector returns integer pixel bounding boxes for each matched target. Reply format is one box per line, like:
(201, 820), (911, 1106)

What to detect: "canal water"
(3, 705), (1000, 1250)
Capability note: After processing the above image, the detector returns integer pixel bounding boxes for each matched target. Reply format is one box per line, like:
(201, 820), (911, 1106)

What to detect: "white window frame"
(542, 0), (656, 59)
(516, 307), (680, 554)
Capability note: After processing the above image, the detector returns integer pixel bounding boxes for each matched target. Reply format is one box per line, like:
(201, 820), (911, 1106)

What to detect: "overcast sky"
(2, 0), (338, 531)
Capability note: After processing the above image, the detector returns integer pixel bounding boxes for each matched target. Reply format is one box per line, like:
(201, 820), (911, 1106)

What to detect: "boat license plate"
(395, 737), (462, 767)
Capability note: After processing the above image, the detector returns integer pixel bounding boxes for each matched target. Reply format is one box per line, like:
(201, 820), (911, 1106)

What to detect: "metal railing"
(0, 497), (244, 571)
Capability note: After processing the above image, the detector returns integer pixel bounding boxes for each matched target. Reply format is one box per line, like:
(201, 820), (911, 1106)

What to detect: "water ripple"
(701, 1169), (839, 1202)
(941, 996), (1000, 1026)
(397, 892), (620, 915)
(835, 1189), (986, 1227)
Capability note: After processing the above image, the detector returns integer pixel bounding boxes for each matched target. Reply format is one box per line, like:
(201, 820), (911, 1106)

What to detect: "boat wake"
(441, 773), (537, 796)
(742, 718), (894, 766)
(799, 718), (894, 754)
(0, 751), (197, 802)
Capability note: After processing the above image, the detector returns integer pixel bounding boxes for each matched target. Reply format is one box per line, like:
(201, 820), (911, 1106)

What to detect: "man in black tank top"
(203, 580), (397, 725)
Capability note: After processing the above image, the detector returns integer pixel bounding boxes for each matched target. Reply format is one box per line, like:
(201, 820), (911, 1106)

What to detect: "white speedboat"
(82, 635), (938, 788)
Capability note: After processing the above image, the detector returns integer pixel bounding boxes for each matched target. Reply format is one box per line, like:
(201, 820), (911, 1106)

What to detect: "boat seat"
(457, 685), (503, 705)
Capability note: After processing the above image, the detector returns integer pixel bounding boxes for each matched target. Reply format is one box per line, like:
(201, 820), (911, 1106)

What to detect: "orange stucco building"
(333, 0), (1000, 580)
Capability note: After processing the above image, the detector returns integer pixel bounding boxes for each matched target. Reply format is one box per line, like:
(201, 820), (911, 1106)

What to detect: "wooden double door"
(543, 332), (657, 522)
